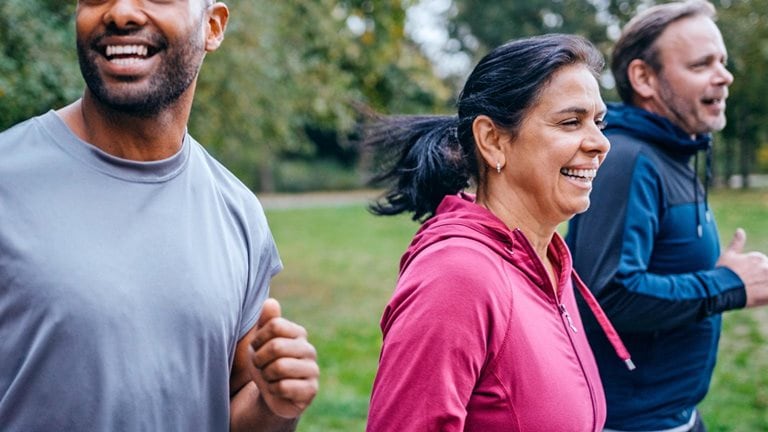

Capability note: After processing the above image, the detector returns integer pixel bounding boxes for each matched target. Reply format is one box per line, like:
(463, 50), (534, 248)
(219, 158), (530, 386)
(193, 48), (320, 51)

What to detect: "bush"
(274, 158), (365, 192)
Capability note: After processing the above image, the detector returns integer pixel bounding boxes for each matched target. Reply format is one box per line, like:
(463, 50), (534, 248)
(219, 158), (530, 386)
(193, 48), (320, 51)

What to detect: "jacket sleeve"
(593, 154), (745, 332)
(366, 243), (500, 432)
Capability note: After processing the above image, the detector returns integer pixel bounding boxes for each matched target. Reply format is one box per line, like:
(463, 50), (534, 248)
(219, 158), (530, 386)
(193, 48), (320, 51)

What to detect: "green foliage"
(273, 159), (363, 192)
(715, 0), (768, 185)
(335, 0), (454, 113)
(447, 0), (615, 57)
(193, 0), (362, 190)
(0, 1), (80, 129)
(191, 0), (453, 191)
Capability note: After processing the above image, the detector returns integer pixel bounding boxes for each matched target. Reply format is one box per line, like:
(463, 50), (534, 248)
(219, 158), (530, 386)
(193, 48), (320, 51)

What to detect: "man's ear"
(627, 58), (658, 100)
(472, 115), (507, 173)
(205, 3), (229, 52)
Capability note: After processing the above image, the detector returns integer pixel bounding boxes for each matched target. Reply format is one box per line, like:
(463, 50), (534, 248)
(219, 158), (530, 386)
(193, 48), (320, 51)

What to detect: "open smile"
(560, 168), (596, 183)
(103, 44), (157, 65)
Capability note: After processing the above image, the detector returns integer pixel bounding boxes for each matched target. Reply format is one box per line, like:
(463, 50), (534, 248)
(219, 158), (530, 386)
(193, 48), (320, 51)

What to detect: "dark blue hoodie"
(566, 103), (745, 430)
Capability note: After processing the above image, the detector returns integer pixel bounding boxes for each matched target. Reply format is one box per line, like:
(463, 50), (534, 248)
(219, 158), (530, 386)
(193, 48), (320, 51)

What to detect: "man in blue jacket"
(567, 1), (768, 431)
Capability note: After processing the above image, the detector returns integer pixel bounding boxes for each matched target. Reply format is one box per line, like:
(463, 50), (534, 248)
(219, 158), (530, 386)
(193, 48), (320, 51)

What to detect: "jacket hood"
(399, 193), (571, 293)
(606, 102), (714, 238)
(399, 193), (637, 370)
(604, 102), (711, 154)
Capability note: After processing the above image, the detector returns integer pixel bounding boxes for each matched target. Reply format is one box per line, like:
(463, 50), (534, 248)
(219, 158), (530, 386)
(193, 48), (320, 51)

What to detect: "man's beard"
(77, 27), (204, 118)
(657, 75), (726, 135)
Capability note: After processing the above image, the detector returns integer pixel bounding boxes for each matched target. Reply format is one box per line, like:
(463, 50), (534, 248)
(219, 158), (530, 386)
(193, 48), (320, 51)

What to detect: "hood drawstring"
(572, 272), (636, 371)
(694, 152), (702, 238)
(693, 147), (713, 238)
(705, 146), (713, 224)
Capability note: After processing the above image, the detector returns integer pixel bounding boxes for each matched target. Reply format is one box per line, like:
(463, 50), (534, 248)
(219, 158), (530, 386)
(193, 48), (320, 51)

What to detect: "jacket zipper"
(514, 227), (600, 430)
(559, 303), (578, 333)
(554, 295), (598, 431)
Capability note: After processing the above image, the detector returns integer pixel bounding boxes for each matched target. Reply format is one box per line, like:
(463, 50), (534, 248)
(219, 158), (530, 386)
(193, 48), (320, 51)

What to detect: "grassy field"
(697, 190), (768, 432)
(265, 188), (768, 431)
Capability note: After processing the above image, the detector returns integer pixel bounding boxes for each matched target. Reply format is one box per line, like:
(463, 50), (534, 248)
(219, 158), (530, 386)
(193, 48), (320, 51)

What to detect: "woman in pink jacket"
(365, 34), (634, 431)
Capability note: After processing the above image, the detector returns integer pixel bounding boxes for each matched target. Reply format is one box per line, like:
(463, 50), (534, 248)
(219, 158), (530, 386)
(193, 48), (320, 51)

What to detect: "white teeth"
(560, 168), (597, 179)
(106, 45), (149, 58)
(110, 58), (144, 66)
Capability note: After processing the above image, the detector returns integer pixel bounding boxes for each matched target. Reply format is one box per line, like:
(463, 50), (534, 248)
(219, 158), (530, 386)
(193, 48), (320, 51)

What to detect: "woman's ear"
(627, 58), (658, 100)
(205, 3), (229, 52)
(472, 115), (506, 172)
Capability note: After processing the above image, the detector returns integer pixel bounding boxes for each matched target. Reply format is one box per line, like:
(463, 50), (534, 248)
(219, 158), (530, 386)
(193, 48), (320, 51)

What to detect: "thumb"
(726, 228), (747, 254)
(258, 298), (282, 328)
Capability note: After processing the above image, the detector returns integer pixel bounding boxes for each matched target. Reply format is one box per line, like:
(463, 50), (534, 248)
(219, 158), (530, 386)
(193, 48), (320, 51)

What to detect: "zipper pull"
(559, 304), (578, 333)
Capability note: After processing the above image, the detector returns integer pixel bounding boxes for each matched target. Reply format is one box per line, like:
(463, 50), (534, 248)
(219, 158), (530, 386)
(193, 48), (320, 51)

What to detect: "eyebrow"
(555, 106), (607, 116)
(689, 53), (728, 65)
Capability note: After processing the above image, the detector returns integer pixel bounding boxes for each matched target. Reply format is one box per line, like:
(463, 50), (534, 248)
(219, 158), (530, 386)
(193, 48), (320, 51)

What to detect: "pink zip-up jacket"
(367, 194), (631, 431)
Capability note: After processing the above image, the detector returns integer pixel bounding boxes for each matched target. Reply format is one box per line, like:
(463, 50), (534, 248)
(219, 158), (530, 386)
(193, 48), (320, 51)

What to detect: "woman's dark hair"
(366, 33), (604, 222)
(611, 0), (715, 105)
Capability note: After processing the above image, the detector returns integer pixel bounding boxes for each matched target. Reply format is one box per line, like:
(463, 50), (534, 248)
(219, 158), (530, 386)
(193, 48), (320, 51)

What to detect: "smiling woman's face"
(500, 64), (610, 227)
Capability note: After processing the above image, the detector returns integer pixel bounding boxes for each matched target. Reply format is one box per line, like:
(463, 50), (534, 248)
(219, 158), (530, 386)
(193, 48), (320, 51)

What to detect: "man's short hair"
(611, 0), (717, 104)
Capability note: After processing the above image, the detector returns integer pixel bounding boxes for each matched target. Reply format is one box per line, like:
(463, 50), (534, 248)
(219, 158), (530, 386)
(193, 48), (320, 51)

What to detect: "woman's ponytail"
(366, 115), (471, 222)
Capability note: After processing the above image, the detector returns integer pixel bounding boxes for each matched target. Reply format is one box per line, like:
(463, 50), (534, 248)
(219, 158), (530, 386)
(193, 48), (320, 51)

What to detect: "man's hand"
(250, 298), (319, 419)
(716, 228), (768, 307)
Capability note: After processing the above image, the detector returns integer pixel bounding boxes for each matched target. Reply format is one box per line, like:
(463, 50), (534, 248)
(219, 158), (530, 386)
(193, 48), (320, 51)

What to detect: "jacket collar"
(604, 102), (711, 154)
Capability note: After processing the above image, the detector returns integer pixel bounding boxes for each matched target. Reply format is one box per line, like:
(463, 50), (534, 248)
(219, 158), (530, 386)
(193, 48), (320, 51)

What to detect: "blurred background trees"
(0, 1), (80, 128)
(716, 0), (768, 187)
(2, 0), (766, 191)
(192, 0), (452, 191)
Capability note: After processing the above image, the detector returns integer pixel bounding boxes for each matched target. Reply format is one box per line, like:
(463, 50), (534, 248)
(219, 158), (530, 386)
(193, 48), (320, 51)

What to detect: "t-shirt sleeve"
(237, 203), (283, 339)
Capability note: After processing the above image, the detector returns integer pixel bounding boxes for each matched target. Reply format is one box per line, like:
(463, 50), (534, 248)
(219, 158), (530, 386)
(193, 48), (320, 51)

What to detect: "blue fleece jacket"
(566, 103), (746, 431)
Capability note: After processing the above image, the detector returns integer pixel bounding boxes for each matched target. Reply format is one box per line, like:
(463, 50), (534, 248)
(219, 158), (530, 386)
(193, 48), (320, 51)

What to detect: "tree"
(192, 0), (452, 191)
(445, 0), (618, 63)
(0, 1), (80, 129)
(715, 0), (768, 187)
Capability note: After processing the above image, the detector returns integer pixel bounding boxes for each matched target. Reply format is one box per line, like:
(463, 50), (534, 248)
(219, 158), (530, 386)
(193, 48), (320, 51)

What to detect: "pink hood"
(397, 193), (634, 368)
(401, 193), (561, 295)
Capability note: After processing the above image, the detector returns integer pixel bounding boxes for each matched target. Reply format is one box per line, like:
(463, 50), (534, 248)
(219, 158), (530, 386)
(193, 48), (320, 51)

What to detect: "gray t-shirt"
(0, 111), (282, 431)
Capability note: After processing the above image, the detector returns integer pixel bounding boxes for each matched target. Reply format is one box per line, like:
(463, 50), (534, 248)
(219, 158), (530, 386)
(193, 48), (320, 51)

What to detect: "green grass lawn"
(266, 202), (418, 431)
(265, 188), (768, 431)
(698, 189), (768, 432)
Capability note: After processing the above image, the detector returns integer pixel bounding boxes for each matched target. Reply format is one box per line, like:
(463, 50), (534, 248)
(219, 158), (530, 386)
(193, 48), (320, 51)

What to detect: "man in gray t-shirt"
(0, 1), (318, 431)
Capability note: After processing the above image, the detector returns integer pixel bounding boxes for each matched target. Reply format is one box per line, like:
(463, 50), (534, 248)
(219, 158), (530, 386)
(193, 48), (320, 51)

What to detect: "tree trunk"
(738, 121), (751, 189)
(259, 157), (276, 193)
(723, 137), (735, 188)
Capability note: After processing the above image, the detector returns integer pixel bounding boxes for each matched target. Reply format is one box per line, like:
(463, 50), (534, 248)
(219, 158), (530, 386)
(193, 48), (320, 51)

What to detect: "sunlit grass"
(265, 188), (768, 431)
(699, 189), (768, 431)
(266, 204), (417, 431)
